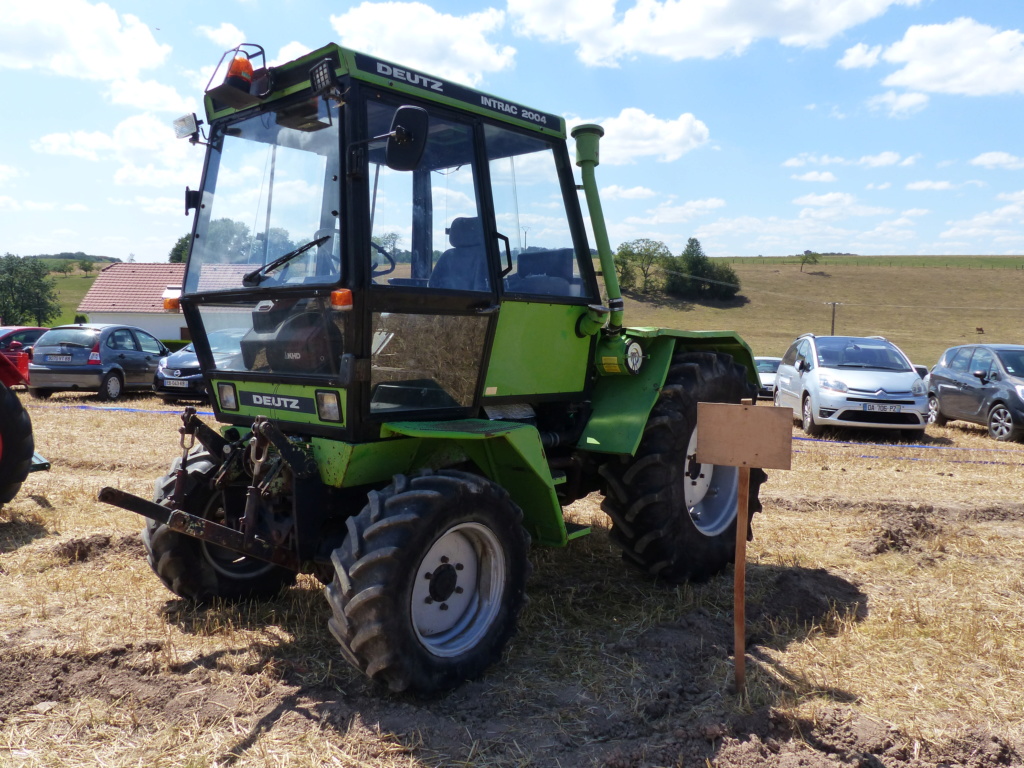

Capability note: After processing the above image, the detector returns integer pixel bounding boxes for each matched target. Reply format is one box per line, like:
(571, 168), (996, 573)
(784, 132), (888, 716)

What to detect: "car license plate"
(163, 379), (190, 388)
(47, 355), (72, 362)
(863, 403), (900, 412)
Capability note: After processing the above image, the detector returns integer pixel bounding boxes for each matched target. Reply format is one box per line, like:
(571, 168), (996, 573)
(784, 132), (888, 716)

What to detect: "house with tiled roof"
(77, 263), (189, 340)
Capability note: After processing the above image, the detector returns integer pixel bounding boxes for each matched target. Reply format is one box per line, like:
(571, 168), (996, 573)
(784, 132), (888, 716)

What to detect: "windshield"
(37, 328), (99, 347)
(814, 337), (911, 371)
(185, 97), (342, 295)
(756, 358), (780, 373)
(997, 349), (1024, 376)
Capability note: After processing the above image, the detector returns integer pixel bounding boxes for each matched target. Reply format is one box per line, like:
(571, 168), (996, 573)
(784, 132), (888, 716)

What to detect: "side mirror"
(8, 341), (22, 352)
(913, 365), (928, 379)
(972, 369), (989, 383)
(386, 106), (429, 171)
(797, 359), (810, 373)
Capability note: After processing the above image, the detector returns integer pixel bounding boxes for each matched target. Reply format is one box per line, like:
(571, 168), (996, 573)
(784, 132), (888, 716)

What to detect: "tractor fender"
(331, 419), (569, 547)
(578, 330), (757, 456)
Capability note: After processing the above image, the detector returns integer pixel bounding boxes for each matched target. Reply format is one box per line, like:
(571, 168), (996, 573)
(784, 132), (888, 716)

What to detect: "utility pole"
(824, 302), (842, 335)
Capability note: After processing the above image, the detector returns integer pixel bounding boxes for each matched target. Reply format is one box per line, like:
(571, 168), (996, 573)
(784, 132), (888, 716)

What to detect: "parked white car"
(774, 334), (928, 438)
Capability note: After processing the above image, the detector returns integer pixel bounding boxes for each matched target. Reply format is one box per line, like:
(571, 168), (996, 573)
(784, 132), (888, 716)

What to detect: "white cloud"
(197, 23), (245, 49)
(882, 18), (1024, 96)
(866, 182), (892, 190)
(32, 131), (117, 162)
(573, 108), (709, 165)
(902, 208), (930, 216)
(0, 3), (170, 81)
(625, 198), (726, 226)
(35, 114), (200, 189)
(858, 151), (901, 167)
(601, 185), (657, 200)
(941, 194), (1024, 241)
(508, 0), (921, 67)
(792, 171), (837, 182)
(900, 154), (921, 166)
(793, 191), (892, 219)
(0, 165), (19, 186)
(330, 3), (514, 86)
(838, 42), (882, 69)
(273, 42), (315, 68)
(106, 77), (195, 114)
(867, 90), (929, 117)
(906, 180), (954, 190)
(971, 152), (1024, 170)
(782, 153), (847, 168)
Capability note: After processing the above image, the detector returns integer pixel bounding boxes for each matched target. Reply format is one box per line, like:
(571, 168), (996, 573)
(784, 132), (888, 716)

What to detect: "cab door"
(480, 122), (597, 401)
(361, 97), (498, 419)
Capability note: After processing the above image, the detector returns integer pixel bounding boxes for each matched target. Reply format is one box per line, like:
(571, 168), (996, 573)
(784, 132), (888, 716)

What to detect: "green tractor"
(100, 43), (766, 695)
(1, 353), (49, 507)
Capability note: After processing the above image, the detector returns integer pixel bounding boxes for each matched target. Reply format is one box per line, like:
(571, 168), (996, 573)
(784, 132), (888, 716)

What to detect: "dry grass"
(2, 390), (1024, 765)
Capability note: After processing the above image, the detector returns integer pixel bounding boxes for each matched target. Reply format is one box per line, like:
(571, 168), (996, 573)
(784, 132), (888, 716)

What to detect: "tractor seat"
(429, 217), (491, 291)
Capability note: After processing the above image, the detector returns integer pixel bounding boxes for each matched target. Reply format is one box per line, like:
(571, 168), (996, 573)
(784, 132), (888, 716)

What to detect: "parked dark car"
(28, 324), (169, 401)
(153, 329), (247, 400)
(927, 344), (1024, 441)
(0, 325), (48, 359)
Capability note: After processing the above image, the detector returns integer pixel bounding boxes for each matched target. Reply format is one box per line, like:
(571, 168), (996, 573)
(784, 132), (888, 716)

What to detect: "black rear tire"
(601, 351), (767, 583)
(325, 469), (531, 694)
(143, 451), (296, 603)
(0, 383), (34, 505)
(801, 394), (824, 437)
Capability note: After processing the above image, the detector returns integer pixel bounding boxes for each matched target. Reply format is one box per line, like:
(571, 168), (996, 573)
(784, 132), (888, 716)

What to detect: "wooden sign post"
(696, 400), (792, 693)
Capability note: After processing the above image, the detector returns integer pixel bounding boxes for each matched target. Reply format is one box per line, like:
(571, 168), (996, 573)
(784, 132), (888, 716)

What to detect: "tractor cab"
(178, 45), (601, 441)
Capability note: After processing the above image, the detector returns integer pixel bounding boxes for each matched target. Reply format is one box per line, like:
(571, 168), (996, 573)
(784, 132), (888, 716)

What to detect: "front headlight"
(157, 357), (168, 371)
(1015, 384), (1024, 401)
(818, 373), (848, 393)
(912, 378), (926, 395)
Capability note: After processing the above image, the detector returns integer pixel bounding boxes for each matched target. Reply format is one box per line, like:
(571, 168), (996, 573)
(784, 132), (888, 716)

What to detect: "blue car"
(29, 324), (169, 401)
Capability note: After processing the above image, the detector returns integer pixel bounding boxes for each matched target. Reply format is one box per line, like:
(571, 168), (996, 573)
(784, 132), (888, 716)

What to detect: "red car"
(0, 326), (49, 386)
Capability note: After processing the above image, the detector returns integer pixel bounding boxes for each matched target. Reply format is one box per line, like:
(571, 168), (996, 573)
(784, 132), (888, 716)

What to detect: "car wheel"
(98, 372), (123, 401)
(927, 395), (947, 426)
(801, 395), (824, 437)
(987, 404), (1020, 442)
(29, 388), (52, 400)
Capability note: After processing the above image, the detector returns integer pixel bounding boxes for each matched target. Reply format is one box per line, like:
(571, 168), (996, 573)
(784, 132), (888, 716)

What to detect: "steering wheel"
(370, 240), (397, 277)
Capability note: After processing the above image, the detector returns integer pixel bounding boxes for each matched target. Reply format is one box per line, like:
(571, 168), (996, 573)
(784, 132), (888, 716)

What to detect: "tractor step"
(29, 453), (50, 473)
(565, 522), (591, 540)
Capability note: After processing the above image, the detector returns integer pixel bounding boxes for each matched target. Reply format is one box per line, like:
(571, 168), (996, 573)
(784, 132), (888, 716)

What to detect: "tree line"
(614, 237), (742, 301)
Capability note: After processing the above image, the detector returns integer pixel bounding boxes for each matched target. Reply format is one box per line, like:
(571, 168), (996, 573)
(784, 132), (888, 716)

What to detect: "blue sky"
(2, 0), (1023, 262)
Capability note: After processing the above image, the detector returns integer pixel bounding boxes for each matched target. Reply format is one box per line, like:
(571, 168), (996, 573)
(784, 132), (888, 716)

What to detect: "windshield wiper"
(242, 235), (330, 287)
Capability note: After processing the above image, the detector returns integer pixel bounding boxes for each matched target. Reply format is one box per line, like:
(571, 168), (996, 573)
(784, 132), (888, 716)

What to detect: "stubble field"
(1, 390), (1022, 767)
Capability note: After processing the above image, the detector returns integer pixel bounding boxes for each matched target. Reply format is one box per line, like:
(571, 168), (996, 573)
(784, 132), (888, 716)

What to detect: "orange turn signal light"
(163, 297), (181, 311)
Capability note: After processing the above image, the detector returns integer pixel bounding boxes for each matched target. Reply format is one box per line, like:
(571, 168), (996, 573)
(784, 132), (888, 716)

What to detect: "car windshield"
(815, 338), (911, 371)
(996, 349), (1024, 376)
(37, 328), (99, 348)
(756, 359), (780, 373)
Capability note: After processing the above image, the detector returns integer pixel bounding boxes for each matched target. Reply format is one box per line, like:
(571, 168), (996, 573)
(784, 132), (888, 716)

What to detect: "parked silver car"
(754, 356), (782, 400)
(774, 334), (928, 437)
(28, 324), (169, 401)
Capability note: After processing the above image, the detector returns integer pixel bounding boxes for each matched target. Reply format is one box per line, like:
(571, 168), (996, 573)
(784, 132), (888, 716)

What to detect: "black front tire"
(988, 404), (1020, 442)
(802, 394), (824, 437)
(143, 451), (296, 603)
(600, 351), (767, 583)
(927, 395), (947, 426)
(0, 383), (34, 505)
(325, 470), (531, 695)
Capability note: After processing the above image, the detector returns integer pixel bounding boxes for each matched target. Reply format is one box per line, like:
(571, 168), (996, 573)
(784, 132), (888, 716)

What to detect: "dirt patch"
(51, 532), (144, 563)
(850, 505), (940, 556)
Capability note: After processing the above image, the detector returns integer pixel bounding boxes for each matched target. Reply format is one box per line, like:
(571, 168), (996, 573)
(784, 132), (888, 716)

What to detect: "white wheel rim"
(411, 522), (505, 658)
(683, 429), (739, 537)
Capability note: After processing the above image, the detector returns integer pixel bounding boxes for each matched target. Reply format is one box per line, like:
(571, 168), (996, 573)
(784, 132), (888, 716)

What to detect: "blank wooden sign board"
(696, 401), (793, 693)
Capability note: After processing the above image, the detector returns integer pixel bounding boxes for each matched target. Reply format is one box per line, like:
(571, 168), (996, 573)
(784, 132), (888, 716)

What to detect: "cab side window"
(484, 123), (592, 300)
